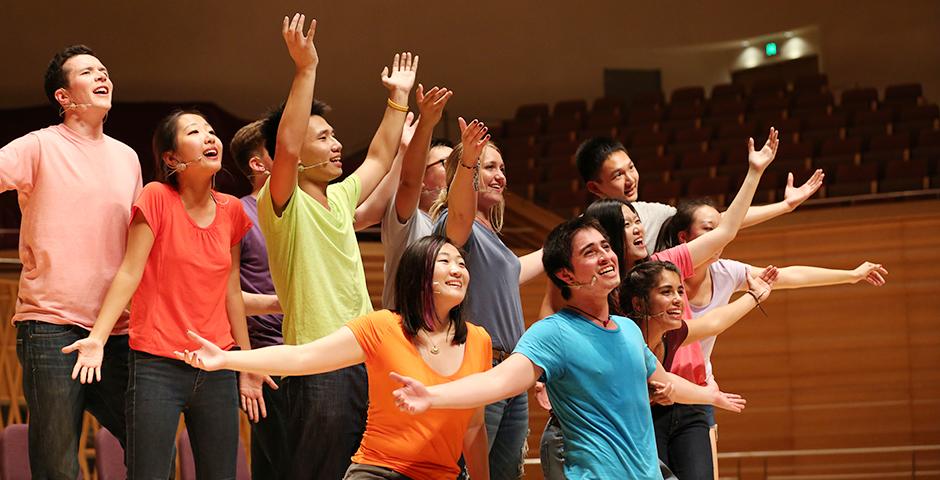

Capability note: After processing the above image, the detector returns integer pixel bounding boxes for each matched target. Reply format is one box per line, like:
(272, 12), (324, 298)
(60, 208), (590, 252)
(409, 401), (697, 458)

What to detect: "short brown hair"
(230, 120), (267, 178)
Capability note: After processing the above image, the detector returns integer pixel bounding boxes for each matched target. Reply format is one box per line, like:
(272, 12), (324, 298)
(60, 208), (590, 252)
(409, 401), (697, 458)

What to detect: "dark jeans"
(251, 376), (289, 480)
(652, 403), (713, 480)
(539, 413), (565, 480)
(484, 390), (528, 480)
(126, 350), (238, 480)
(16, 321), (129, 480)
(285, 364), (368, 480)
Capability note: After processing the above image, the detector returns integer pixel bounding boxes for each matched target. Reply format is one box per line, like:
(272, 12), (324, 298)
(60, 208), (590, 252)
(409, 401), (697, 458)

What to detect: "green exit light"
(765, 42), (778, 57)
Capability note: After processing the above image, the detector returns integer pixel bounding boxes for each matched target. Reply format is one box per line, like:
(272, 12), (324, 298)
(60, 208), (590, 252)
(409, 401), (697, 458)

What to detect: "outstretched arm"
(393, 84), (453, 221)
(683, 267), (775, 344)
(686, 128), (778, 268)
(519, 249), (544, 285)
(392, 353), (539, 413)
(750, 261), (887, 290)
(444, 118), (490, 247)
(269, 14), (319, 216)
(353, 112), (417, 230)
(739, 169), (824, 228)
(62, 214), (155, 383)
(354, 53), (419, 204)
(177, 327), (366, 377)
(649, 362), (746, 412)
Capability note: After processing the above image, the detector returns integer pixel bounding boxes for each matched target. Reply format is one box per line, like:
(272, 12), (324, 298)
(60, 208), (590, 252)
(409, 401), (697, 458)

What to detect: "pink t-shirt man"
(0, 124), (142, 332)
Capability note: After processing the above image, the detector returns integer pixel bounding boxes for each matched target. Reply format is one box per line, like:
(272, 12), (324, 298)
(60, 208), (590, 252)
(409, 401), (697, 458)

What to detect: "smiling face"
(561, 227), (621, 296)
(432, 242), (469, 308)
(589, 150), (640, 202)
(642, 269), (685, 331)
(299, 115), (343, 183)
(476, 146), (506, 210)
(58, 54), (112, 113)
(621, 205), (648, 265)
(169, 113), (222, 174)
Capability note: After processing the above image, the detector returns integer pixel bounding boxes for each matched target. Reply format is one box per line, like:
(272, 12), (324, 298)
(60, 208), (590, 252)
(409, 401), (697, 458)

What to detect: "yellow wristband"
(387, 98), (409, 112)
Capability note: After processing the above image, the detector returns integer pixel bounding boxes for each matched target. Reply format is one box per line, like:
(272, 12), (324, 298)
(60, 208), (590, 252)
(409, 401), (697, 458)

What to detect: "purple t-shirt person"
(240, 195), (283, 349)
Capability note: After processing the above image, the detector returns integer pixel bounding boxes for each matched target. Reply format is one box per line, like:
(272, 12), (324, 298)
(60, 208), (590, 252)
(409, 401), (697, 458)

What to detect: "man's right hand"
(282, 13), (318, 71)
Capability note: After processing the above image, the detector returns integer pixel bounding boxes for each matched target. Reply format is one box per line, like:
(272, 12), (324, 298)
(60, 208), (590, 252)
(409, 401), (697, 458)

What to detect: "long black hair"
(152, 108), (206, 190)
(655, 197), (718, 253)
(394, 235), (468, 345)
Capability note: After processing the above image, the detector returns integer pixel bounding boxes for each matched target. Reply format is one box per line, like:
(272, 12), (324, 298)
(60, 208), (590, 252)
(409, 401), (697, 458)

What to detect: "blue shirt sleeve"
(644, 346), (658, 379)
(513, 318), (566, 383)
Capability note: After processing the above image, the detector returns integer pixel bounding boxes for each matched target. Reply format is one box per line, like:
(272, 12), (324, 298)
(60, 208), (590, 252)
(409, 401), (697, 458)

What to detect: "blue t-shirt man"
(514, 309), (662, 479)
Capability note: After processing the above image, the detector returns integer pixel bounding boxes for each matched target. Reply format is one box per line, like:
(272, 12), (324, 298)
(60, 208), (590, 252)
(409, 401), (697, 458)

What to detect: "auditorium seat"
(883, 83), (923, 107)
(793, 74), (828, 94)
(775, 142), (814, 163)
(515, 103), (550, 122)
(502, 117), (542, 138)
(680, 151), (722, 170)
(801, 113), (847, 144)
(914, 128), (940, 159)
(640, 179), (682, 205)
(793, 91), (834, 111)
(715, 121), (757, 141)
(880, 158), (929, 193)
(685, 176), (731, 206)
(711, 83), (745, 100)
(585, 111), (622, 131)
(639, 154), (677, 182)
(666, 103), (705, 122)
(592, 97), (627, 116)
(632, 91), (665, 110)
(829, 163), (878, 197)
(818, 137), (862, 166)
(671, 86), (706, 105)
(0, 424), (30, 480)
(706, 98), (747, 123)
(751, 95), (789, 113)
(841, 87), (878, 114)
(850, 110), (893, 138)
(751, 78), (788, 97)
(896, 104), (940, 134)
(94, 427), (127, 480)
(626, 108), (662, 126)
(863, 132), (910, 167)
(544, 115), (583, 137)
(553, 99), (588, 119)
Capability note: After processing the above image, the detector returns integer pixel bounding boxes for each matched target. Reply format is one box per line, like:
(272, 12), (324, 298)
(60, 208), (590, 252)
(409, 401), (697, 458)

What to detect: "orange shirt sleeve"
(131, 183), (166, 235)
(346, 310), (395, 360)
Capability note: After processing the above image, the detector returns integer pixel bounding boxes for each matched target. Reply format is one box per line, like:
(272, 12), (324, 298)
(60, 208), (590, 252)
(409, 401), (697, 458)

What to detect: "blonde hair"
(429, 141), (504, 233)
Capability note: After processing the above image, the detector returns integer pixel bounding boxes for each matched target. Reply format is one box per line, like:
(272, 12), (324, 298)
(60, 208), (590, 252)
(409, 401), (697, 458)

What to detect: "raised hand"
(282, 13), (318, 70)
(707, 378), (747, 413)
(648, 380), (675, 406)
(747, 265), (775, 302)
(748, 127), (779, 173)
(853, 262), (888, 286)
(400, 112), (417, 150)
(783, 169), (825, 210)
(239, 372), (270, 423)
(381, 52), (418, 94)
(61, 337), (104, 384)
(390, 371), (432, 414)
(458, 117), (490, 165)
(174, 330), (227, 371)
(415, 84), (453, 127)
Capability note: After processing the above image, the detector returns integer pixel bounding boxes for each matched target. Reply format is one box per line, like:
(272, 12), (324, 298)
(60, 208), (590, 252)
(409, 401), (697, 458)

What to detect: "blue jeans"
(16, 321), (129, 480)
(285, 364), (368, 480)
(251, 376), (289, 480)
(126, 350), (238, 479)
(539, 413), (565, 480)
(652, 403), (713, 480)
(484, 390), (528, 480)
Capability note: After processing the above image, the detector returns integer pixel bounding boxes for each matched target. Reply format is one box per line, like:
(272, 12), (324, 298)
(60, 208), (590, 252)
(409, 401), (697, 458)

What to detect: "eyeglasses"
(425, 159), (445, 170)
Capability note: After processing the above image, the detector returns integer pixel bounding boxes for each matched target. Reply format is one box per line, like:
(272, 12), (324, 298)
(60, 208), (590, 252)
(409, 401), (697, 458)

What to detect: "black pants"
(652, 403), (713, 480)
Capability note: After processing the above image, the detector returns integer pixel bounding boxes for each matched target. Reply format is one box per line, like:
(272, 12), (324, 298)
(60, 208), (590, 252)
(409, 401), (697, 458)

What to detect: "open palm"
(381, 52), (418, 93)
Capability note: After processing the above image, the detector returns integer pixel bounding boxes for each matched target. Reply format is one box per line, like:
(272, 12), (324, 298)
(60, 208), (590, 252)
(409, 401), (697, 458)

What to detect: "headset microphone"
(569, 275), (598, 289)
(297, 160), (333, 172)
